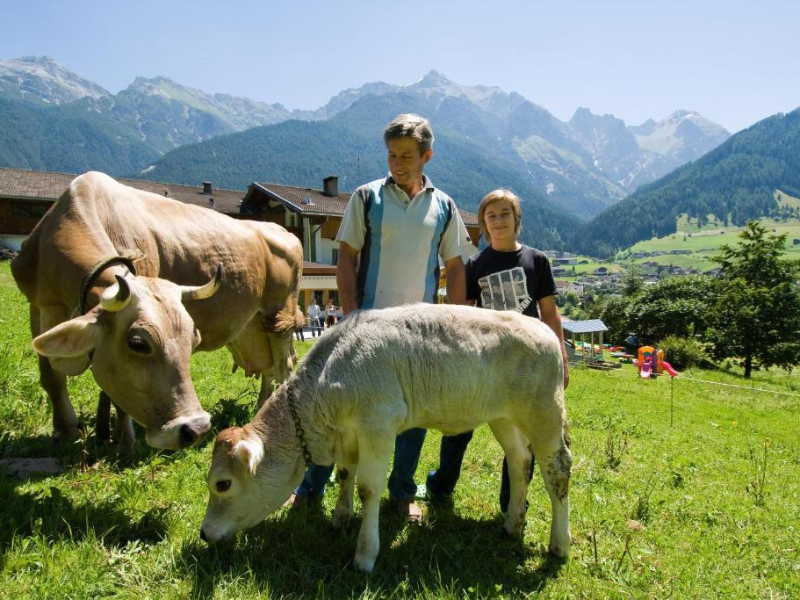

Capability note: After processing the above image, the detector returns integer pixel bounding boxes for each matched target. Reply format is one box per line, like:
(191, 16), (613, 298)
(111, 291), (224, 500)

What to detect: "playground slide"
(640, 360), (652, 378)
(662, 361), (679, 377)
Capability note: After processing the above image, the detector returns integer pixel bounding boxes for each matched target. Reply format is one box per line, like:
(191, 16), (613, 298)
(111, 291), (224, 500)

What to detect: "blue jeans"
(426, 431), (535, 512)
(309, 317), (322, 337)
(295, 428), (427, 501)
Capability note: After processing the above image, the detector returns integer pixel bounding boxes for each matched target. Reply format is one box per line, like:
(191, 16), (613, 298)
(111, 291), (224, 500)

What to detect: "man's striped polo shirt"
(336, 174), (470, 309)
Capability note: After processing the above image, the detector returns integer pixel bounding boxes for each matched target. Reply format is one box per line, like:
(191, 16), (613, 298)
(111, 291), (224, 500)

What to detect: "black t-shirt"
(465, 244), (557, 319)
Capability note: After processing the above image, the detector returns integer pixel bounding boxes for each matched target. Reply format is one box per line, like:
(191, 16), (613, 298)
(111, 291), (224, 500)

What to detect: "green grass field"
(776, 190), (800, 212)
(552, 258), (623, 282)
(617, 219), (800, 272)
(1, 261), (799, 598)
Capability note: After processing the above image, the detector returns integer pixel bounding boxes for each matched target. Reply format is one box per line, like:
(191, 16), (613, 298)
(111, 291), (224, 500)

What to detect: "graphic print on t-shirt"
(478, 267), (533, 313)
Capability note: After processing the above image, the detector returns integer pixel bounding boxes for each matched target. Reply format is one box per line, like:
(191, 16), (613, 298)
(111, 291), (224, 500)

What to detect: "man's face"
(483, 199), (518, 245)
(387, 137), (432, 191)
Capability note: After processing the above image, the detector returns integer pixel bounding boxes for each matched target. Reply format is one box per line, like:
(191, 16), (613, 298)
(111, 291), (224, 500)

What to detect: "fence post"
(670, 376), (674, 427)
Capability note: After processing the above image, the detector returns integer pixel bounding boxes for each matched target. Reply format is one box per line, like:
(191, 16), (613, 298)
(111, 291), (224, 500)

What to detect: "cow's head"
(32, 267), (223, 450)
(200, 425), (304, 543)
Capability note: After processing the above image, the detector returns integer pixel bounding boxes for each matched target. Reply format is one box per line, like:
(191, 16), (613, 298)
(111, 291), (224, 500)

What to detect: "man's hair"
(478, 189), (522, 242)
(384, 113), (434, 155)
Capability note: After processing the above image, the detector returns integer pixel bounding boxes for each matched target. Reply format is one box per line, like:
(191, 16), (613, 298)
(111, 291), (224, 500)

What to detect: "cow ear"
(233, 436), (264, 475)
(33, 313), (100, 358)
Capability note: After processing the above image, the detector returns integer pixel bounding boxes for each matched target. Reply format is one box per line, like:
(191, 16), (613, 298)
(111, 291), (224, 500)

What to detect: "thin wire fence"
(568, 359), (799, 429)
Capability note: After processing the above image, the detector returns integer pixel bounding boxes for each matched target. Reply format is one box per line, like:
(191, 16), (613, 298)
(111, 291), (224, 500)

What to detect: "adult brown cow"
(11, 171), (303, 454)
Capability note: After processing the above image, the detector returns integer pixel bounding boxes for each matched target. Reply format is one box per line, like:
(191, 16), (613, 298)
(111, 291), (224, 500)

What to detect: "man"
(292, 113), (470, 520)
(307, 298), (322, 337)
(425, 189), (570, 512)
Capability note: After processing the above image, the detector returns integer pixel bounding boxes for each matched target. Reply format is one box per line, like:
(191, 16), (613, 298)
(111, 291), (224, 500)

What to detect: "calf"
(200, 304), (571, 572)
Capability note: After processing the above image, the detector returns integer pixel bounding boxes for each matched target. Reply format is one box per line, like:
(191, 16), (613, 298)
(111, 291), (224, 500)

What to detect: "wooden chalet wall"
(0, 198), (52, 236)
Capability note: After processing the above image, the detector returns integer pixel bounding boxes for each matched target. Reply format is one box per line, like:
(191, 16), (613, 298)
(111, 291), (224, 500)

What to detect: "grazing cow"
(200, 304), (572, 573)
(11, 171), (303, 453)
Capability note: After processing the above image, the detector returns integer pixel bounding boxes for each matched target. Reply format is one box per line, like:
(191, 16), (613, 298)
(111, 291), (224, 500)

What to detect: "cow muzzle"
(199, 519), (234, 544)
(145, 412), (212, 450)
(199, 526), (229, 544)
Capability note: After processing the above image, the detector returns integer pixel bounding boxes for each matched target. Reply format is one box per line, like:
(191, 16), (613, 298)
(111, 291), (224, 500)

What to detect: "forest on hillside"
(574, 108), (800, 257)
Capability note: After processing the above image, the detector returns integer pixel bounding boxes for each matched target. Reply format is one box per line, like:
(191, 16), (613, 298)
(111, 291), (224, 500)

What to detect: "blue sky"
(3, 0), (798, 132)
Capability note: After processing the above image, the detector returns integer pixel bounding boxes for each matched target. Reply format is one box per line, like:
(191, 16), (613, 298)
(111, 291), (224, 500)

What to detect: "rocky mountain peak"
(0, 55), (109, 104)
(418, 69), (451, 85)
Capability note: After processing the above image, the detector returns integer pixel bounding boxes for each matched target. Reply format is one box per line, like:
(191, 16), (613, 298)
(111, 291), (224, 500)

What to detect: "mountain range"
(575, 107), (800, 257)
(0, 56), (735, 249)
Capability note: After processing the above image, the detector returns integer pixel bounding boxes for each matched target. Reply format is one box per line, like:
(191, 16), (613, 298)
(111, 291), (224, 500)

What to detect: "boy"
(425, 189), (569, 511)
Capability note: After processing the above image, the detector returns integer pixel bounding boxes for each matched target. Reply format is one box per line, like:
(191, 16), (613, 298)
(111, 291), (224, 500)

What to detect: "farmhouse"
(0, 168), (246, 252)
(241, 177), (479, 306)
(555, 280), (584, 296)
(0, 167), (480, 309)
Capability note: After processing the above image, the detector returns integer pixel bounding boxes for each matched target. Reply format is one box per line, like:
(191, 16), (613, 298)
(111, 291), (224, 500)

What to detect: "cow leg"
(255, 332), (295, 410)
(33, 305), (79, 441)
(268, 332), (293, 383)
(256, 376), (275, 410)
(353, 438), (393, 573)
(96, 391), (112, 442)
(489, 418), (531, 537)
(38, 355), (78, 441)
(113, 404), (136, 457)
(520, 420), (572, 558)
(332, 462), (357, 529)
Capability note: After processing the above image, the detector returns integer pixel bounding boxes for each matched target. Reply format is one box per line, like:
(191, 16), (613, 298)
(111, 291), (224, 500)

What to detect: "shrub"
(660, 335), (708, 369)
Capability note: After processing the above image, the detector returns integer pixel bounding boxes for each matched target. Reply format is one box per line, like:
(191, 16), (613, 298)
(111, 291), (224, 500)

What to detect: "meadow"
(616, 219), (800, 272)
(1, 261), (799, 599)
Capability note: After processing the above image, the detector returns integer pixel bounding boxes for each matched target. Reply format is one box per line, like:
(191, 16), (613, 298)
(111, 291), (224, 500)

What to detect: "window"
(331, 248), (339, 266)
(12, 202), (49, 219)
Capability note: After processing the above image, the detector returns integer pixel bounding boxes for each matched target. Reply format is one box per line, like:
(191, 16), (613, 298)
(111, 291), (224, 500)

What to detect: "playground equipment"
(637, 345), (679, 378)
(638, 346), (664, 376)
(661, 361), (678, 377)
(563, 319), (608, 363)
(640, 357), (654, 378)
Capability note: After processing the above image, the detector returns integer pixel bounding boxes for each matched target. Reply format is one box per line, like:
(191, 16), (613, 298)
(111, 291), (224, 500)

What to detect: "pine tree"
(707, 221), (800, 378)
(621, 265), (644, 297)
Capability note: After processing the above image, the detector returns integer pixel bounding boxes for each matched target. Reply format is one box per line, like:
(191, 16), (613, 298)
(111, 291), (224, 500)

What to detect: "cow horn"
(181, 264), (223, 301)
(100, 275), (132, 312)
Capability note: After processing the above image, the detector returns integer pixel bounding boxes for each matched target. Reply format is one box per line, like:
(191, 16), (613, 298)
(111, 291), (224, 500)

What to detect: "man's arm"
(337, 242), (360, 314)
(444, 256), (467, 305)
(538, 295), (570, 390)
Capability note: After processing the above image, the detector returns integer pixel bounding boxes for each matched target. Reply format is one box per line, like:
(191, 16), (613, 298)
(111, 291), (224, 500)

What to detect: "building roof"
(562, 319), (609, 334)
(0, 166), (480, 226)
(252, 181), (479, 226)
(252, 182), (352, 217)
(0, 167), (245, 214)
(302, 261), (337, 276)
(0, 167), (75, 200)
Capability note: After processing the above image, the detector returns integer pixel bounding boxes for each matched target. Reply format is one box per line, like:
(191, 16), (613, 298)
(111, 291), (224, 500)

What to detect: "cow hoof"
(53, 426), (79, 443)
(353, 554), (375, 573)
(503, 521), (524, 538)
(332, 512), (352, 530)
(116, 438), (135, 459)
(548, 542), (569, 559)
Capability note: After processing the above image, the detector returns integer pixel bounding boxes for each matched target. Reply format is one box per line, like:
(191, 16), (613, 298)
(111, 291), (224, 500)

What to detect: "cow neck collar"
(284, 382), (314, 466)
(79, 255), (139, 315)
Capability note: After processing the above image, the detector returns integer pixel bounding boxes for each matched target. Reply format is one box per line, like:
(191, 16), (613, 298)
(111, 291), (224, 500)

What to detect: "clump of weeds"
(605, 429), (629, 469)
(746, 438), (769, 506)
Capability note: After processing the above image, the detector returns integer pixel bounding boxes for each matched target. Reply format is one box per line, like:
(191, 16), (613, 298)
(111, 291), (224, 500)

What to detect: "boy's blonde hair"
(478, 189), (522, 241)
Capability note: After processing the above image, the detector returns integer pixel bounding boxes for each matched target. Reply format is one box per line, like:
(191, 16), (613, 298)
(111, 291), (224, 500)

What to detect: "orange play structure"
(638, 346), (664, 376)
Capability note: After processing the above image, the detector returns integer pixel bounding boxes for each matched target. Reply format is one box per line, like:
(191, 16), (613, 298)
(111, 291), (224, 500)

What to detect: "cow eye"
(216, 480), (232, 493)
(127, 336), (150, 354)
